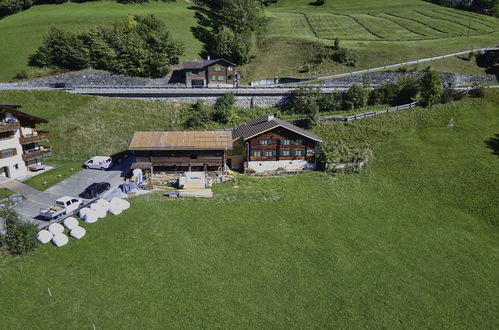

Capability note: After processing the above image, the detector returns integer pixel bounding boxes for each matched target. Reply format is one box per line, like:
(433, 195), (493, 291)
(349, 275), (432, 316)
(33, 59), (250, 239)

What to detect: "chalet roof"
(183, 58), (236, 70)
(129, 131), (233, 151)
(0, 104), (48, 123)
(232, 114), (322, 143)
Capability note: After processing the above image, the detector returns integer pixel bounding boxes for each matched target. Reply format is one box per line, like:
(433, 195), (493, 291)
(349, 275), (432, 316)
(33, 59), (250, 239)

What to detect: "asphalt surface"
(14, 158), (132, 228)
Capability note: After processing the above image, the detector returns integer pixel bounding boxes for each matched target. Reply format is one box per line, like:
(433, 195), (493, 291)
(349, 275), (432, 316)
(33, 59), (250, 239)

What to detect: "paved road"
(14, 162), (130, 228)
(0, 180), (40, 198)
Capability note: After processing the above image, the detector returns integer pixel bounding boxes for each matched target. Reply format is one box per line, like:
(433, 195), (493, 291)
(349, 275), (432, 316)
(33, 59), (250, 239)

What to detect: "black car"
(80, 182), (111, 199)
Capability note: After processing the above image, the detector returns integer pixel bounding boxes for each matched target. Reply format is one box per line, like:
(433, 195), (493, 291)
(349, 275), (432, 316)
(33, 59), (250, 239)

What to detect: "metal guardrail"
(321, 102), (420, 122)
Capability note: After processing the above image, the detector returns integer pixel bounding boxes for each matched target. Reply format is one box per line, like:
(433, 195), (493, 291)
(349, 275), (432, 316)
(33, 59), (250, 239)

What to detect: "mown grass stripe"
(375, 13), (430, 37)
(415, 10), (478, 32)
(343, 14), (383, 39)
(434, 9), (497, 29)
(386, 12), (450, 35)
(369, 13), (427, 38)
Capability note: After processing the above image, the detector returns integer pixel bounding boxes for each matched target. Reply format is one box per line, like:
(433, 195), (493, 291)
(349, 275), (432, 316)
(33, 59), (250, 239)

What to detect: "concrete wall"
(134, 95), (291, 108)
(247, 160), (315, 173)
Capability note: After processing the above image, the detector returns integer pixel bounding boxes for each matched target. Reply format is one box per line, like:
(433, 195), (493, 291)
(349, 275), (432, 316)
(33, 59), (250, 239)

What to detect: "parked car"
(80, 182), (111, 199)
(39, 196), (83, 220)
(84, 156), (113, 170)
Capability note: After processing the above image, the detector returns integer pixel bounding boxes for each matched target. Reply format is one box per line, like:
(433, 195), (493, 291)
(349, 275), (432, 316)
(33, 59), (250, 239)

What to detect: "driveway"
(13, 157), (132, 228)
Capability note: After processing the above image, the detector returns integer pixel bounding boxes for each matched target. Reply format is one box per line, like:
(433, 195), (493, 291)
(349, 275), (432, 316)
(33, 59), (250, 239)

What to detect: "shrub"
(289, 87), (321, 114)
(212, 93), (235, 123)
(185, 100), (211, 128)
(468, 85), (487, 98)
(345, 85), (369, 109)
(419, 68), (443, 107)
(332, 47), (358, 67)
(0, 209), (38, 256)
(29, 27), (90, 70)
(317, 92), (342, 112)
(29, 15), (184, 78)
(209, 27), (253, 66)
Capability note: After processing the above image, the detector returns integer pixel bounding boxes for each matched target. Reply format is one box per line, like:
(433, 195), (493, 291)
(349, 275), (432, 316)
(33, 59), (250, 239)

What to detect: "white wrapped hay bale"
(52, 233), (69, 247)
(37, 230), (53, 244)
(63, 217), (79, 230)
(119, 199), (130, 210)
(79, 207), (91, 219)
(69, 226), (86, 239)
(95, 207), (107, 219)
(48, 223), (64, 235)
(83, 210), (98, 224)
(108, 204), (122, 215)
(90, 202), (100, 211)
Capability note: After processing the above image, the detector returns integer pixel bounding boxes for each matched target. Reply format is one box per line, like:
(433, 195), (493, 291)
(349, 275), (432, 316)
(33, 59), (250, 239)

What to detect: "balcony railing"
(0, 121), (20, 133)
(22, 147), (52, 161)
(20, 132), (50, 145)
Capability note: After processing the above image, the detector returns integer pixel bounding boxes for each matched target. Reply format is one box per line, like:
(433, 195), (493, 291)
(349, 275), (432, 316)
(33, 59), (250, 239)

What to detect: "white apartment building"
(0, 105), (50, 180)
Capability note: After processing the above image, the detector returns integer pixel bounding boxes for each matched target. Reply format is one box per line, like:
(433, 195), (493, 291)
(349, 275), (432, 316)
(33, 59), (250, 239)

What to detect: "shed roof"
(0, 104), (48, 123)
(129, 131), (233, 151)
(232, 114), (322, 142)
(183, 58), (236, 70)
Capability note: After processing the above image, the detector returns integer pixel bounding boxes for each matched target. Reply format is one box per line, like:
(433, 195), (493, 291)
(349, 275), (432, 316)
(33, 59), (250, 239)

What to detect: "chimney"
(267, 114), (275, 121)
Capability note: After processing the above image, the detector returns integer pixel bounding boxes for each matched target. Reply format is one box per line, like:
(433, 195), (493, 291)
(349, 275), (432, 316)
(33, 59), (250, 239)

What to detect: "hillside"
(0, 0), (202, 81)
(0, 0), (497, 82)
(240, 0), (499, 81)
(0, 90), (498, 328)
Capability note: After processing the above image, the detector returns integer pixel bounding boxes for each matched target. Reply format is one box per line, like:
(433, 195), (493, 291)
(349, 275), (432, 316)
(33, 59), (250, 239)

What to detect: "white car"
(84, 156), (113, 170)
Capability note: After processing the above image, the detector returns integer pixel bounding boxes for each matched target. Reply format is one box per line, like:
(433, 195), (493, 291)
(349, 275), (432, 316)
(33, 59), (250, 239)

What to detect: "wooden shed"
(129, 131), (233, 173)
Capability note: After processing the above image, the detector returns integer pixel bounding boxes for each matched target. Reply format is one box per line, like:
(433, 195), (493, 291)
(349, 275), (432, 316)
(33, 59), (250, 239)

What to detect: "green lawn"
(0, 0), (202, 81)
(0, 188), (14, 199)
(0, 92), (498, 328)
(240, 0), (499, 82)
(22, 162), (82, 191)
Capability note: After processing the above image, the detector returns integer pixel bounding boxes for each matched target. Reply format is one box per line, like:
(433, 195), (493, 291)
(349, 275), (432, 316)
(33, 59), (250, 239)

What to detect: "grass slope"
(0, 92), (498, 328)
(0, 0), (202, 81)
(240, 0), (499, 82)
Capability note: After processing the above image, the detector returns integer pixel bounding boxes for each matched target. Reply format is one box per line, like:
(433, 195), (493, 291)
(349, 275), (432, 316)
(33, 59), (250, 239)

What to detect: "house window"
(281, 150), (290, 156)
(289, 139), (303, 145)
(214, 66), (222, 72)
(281, 140), (290, 145)
(218, 75), (225, 81)
(211, 75), (217, 81)
(307, 149), (315, 155)
(228, 67), (233, 72)
(252, 151), (261, 157)
(14, 164), (19, 170)
(258, 139), (272, 145)
(0, 148), (16, 158)
(262, 151), (275, 157)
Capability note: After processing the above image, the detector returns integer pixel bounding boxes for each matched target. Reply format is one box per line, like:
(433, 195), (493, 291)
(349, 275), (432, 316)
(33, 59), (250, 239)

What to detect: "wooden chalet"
(230, 114), (322, 173)
(183, 58), (236, 87)
(129, 131), (233, 173)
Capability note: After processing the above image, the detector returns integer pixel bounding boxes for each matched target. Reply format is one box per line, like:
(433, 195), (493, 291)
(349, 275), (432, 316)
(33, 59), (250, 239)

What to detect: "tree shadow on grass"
(189, 5), (221, 59)
(485, 134), (499, 156)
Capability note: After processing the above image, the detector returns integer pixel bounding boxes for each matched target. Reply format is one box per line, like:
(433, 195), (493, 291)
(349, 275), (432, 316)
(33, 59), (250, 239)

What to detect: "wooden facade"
(129, 131), (232, 173)
(247, 128), (317, 162)
(183, 59), (236, 87)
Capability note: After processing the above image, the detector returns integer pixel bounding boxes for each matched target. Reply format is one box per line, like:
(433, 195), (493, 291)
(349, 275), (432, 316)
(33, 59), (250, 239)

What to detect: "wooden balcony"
(22, 147), (52, 161)
(0, 121), (20, 133)
(20, 132), (50, 145)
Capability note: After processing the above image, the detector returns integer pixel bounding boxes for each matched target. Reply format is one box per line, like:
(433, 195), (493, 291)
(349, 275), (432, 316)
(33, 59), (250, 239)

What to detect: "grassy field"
(0, 91), (498, 328)
(0, 0), (202, 82)
(240, 0), (499, 82)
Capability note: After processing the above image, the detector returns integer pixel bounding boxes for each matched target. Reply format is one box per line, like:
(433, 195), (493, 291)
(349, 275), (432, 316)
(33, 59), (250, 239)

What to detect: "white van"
(84, 156), (113, 170)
